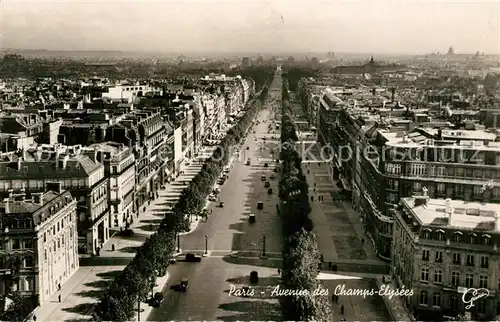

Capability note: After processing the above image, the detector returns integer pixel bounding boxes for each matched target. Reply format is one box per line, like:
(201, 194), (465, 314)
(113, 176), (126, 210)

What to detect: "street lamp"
(176, 233), (181, 253)
(204, 235), (208, 254)
(261, 235), (267, 258)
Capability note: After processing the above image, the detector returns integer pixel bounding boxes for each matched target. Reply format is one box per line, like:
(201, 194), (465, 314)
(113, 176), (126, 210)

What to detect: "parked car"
(261, 175), (266, 181)
(268, 188), (273, 194)
(250, 271), (259, 284)
(257, 201), (264, 210)
(150, 292), (164, 307)
(270, 174), (275, 179)
(185, 253), (202, 262)
(264, 163), (268, 167)
(264, 181), (270, 188)
(249, 214), (256, 223)
(219, 201), (224, 207)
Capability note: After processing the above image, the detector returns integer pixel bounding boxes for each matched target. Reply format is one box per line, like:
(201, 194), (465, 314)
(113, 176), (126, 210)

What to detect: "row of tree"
(277, 76), (332, 321)
(93, 69), (274, 321)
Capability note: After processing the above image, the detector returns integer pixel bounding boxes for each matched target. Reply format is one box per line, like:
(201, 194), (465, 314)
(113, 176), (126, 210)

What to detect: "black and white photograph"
(0, 0), (499, 321)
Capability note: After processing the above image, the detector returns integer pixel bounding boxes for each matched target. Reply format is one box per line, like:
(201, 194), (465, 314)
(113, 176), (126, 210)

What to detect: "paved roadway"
(148, 74), (285, 321)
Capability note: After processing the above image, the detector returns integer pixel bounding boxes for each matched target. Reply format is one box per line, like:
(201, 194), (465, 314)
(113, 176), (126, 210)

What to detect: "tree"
(0, 291), (34, 322)
(94, 295), (128, 322)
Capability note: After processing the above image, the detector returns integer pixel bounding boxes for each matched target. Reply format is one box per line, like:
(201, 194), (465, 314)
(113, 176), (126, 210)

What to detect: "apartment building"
(0, 144), (110, 255)
(107, 109), (166, 209)
(0, 185), (78, 305)
(86, 142), (136, 228)
(392, 195), (500, 321)
(318, 90), (500, 261)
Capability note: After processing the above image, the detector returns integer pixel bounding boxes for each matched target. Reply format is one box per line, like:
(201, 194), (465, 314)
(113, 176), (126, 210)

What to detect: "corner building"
(0, 186), (78, 306)
(392, 195), (500, 321)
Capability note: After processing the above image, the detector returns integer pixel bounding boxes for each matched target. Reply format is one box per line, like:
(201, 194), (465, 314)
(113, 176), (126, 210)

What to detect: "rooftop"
(401, 196), (499, 232)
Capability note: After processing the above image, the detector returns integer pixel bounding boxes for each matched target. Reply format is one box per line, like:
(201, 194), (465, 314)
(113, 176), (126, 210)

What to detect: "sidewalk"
(303, 148), (413, 321)
(35, 149), (211, 322)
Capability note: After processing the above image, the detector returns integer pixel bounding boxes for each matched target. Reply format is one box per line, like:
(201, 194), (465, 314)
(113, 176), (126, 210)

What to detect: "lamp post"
(261, 235), (267, 258)
(176, 233), (181, 253)
(204, 235), (208, 254)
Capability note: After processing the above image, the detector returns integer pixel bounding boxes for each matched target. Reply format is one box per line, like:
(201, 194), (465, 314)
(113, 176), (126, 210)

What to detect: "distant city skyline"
(1, 0), (499, 55)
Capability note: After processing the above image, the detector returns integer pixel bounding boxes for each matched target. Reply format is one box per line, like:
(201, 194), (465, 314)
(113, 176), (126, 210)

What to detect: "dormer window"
(436, 230), (445, 241)
(470, 234), (477, 244)
(423, 229), (431, 239)
(483, 235), (492, 246)
(453, 232), (463, 243)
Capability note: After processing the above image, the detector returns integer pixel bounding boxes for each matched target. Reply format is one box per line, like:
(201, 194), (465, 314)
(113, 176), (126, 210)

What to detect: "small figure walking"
(58, 294), (62, 303)
(58, 283), (61, 291)
(361, 238), (365, 245)
(33, 315), (37, 321)
(277, 269), (281, 275)
(340, 305), (344, 315)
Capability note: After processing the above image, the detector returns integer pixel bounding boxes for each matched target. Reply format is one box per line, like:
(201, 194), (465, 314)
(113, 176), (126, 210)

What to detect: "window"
(496, 301), (500, 316)
(12, 240), (20, 249)
(437, 183), (446, 194)
(419, 290), (428, 305)
(24, 239), (33, 249)
(421, 268), (429, 281)
(24, 256), (33, 267)
(480, 256), (489, 269)
(112, 166), (118, 174)
(433, 292), (441, 307)
(423, 230), (431, 239)
(453, 233), (462, 243)
(474, 169), (483, 178)
(483, 236), (491, 246)
(450, 295), (459, 310)
(435, 251), (443, 262)
(436, 232), (445, 241)
(478, 299), (487, 314)
(465, 274), (474, 288)
(455, 167), (464, 177)
(413, 182), (421, 192)
(474, 186), (483, 197)
(388, 179), (399, 190)
(467, 255), (475, 267)
(422, 250), (430, 261)
(479, 275), (488, 288)
(451, 272), (460, 286)
(455, 185), (464, 197)
(437, 167), (445, 177)
(434, 269), (442, 283)
(411, 164), (426, 176)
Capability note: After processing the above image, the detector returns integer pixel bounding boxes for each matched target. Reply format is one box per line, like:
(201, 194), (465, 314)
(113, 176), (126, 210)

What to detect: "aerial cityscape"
(0, 0), (500, 321)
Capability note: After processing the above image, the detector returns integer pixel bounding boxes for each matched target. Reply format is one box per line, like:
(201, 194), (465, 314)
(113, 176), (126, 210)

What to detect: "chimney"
(58, 154), (69, 169)
(445, 198), (452, 215)
(414, 196), (428, 207)
(32, 192), (44, 206)
(495, 213), (500, 231)
(46, 182), (62, 194)
(437, 129), (443, 140)
(17, 157), (22, 171)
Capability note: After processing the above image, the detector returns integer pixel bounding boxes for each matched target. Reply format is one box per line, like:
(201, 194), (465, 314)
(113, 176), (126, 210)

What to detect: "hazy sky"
(1, 0), (499, 54)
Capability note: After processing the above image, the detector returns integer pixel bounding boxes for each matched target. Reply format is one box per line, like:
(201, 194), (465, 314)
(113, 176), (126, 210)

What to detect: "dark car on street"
(264, 181), (270, 188)
(150, 292), (164, 307)
(185, 253), (202, 262)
